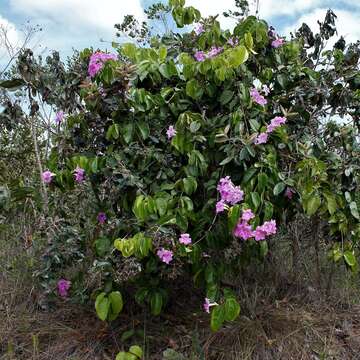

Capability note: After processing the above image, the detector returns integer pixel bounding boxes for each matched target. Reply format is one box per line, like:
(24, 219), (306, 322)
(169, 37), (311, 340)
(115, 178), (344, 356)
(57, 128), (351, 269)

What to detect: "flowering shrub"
(3, 1), (359, 332)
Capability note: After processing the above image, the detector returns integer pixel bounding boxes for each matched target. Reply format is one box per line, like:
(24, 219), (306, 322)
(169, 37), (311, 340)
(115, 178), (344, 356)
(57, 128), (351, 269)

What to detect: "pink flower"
(253, 227), (267, 241)
(242, 209), (255, 222)
(157, 248), (173, 264)
(285, 187), (295, 199)
(166, 125), (177, 139)
(234, 221), (254, 240)
(227, 37), (239, 47)
(179, 233), (192, 245)
(97, 212), (107, 224)
(203, 297), (218, 313)
(74, 166), (85, 183)
(261, 220), (277, 236)
(272, 38), (285, 48)
(217, 176), (244, 205)
(250, 88), (267, 106)
(88, 52), (117, 77)
(207, 46), (223, 58)
(255, 132), (268, 145)
(266, 116), (287, 133)
(216, 200), (226, 214)
(194, 51), (206, 62)
(194, 23), (204, 35)
(42, 170), (55, 184)
(57, 279), (71, 298)
(55, 111), (64, 124)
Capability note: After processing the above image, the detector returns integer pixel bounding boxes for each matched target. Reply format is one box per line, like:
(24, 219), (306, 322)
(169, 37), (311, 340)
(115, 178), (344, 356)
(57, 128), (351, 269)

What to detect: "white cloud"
(283, 8), (360, 46)
(8, 0), (145, 54)
(0, 14), (21, 60)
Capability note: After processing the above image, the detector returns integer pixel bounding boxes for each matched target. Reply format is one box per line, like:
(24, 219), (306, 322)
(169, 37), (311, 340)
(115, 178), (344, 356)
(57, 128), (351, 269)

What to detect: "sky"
(1, 0), (360, 61)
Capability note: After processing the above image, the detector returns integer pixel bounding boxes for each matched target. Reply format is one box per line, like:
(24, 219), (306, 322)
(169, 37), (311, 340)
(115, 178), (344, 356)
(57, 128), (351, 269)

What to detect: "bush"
(2, 1), (360, 332)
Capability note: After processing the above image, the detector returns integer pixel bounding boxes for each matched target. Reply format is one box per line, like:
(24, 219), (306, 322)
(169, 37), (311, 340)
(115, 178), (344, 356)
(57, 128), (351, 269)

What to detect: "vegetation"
(1, 0), (360, 358)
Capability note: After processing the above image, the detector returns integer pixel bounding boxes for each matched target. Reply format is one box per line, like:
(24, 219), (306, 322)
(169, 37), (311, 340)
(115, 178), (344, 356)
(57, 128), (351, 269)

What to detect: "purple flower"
(234, 221), (254, 240)
(55, 111), (64, 124)
(57, 279), (71, 298)
(88, 52), (117, 77)
(166, 125), (177, 139)
(207, 46), (223, 58)
(262, 85), (270, 96)
(227, 37), (239, 47)
(42, 170), (55, 184)
(216, 200), (226, 214)
(97, 212), (107, 224)
(250, 88), (267, 106)
(217, 176), (244, 205)
(179, 233), (192, 245)
(194, 50), (206, 62)
(242, 209), (255, 222)
(272, 38), (285, 48)
(267, 116), (287, 133)
(255, 132), (268, 145)
(74, 166), (85, 183)
(194, 23), (204, 35)
(157, 248), (173, 264)
(203, 297), (218, 313)
(253, 227), (267, 241)
(285, 187), (295, 199)
(261, 220), (277, 236)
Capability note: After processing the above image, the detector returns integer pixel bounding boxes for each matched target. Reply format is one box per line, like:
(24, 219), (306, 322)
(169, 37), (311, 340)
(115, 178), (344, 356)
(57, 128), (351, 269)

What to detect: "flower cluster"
(74, 166), (85, 183)
(166, 125), (177, 139)
(57, 279), (71, 298)
(250, 87), (268, 106)
(234, 208), (277, 241)
(194, 46), (223, 62)
(227, 37), (239, 47)
(216, 176), (244, 213)
(157, 248), (173, 264)
(272, 38), (285, 48)
(194, 23), (204, 35)
(255, 116), (287, 145)
(97, 212), (107, 224)
(55, 111), (64, 124)
(42, 170), (55, 184)
(179, 233), (192, 245)
(88, 52), (117, 77)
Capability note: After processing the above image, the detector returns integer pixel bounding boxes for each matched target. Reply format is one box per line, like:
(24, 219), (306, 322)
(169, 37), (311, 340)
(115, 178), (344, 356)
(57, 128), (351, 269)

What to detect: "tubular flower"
(88, 52), (117, 77)
(157, 248), (173, 264)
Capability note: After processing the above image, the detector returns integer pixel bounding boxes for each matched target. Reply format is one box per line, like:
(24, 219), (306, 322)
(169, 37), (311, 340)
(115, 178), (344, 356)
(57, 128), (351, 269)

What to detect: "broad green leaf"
(210, 304), (225, 332)
(129, 345), (143, 358)
(0, 78), (25, 90)
(273, 182), (285, 196)
(137, 122), (150, 140)
(186, 79), (203, 99)
(150, 292), (163, 316)
(108, 291), (124, 321)
(350, 201), (360, 220)
(324, 193), (337, 215)
(306, 195), (321, 216)
(344, 251), (356, 267)
(224, 298), (240, 322)
(95, 292), (109, 321)
(250, 192), (261, 210)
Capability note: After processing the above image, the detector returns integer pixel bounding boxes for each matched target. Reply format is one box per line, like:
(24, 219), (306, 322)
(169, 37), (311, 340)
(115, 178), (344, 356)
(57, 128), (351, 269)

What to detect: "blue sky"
(1, 0), (360, 61)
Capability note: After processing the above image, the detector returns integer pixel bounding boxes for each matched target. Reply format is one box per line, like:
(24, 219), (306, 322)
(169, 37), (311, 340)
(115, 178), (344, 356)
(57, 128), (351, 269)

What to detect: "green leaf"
(0, 78), (25, 90)
(95, 237), (111, 257)
(350, 201), (360, 220)
(108, 291), (124, 321)
(250, 192), (261, 210)
(224, 298), (240, 322)
(273, 182), (285, 196)
(183, 177), (197, 195)
(95, 292), (109, 321)
(123, 123), (134, 144)
(259, 241), (268, 257)
(306, 195), (321, 216)
(219, 90), (234, 105)
(344, 251), (356, 267)
(150, 292), (163, 316)
(129, 345), (143, 358)
(186, 79), (204, 99)
(210, 304), (225, 332)
(324, 193), (337, 215)
(228, 45), (248, 67)
(242, 167), (257, 184)
(120, 329), (135, 342)
(257, 173), (268, 193)
(137, 122), (150, 140)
